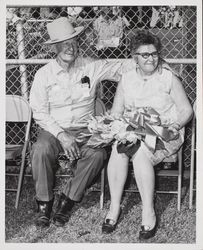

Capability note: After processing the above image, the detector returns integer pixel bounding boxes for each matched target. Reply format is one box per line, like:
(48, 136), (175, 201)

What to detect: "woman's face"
(133, 44), (159, 75)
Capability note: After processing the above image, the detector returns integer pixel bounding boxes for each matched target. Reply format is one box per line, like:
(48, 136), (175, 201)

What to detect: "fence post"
(16, 20), (28, 100)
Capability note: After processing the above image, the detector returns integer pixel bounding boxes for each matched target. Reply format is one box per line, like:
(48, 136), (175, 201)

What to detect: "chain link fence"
(6, 6), (197, 168)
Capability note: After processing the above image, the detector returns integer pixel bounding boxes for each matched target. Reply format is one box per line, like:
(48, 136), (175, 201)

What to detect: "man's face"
(55, 38), (78, 64)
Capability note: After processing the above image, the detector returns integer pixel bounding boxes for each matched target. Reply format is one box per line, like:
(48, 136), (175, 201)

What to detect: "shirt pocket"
(71, 84), (91, 103)
(48, 84), (72, 106)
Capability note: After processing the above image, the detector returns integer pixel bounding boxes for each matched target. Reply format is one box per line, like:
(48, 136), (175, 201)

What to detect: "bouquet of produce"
(77, 107), (179, 157)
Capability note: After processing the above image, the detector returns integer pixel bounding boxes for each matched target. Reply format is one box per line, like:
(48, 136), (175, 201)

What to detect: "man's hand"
(57, 131), (81, 161)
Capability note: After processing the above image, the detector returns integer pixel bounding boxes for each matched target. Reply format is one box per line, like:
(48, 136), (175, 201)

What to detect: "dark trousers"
(31, 129), (105, 202)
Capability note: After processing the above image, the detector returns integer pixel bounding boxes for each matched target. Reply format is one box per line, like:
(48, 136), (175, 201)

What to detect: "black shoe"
(53, 193), (75, 227)
(139, 221), (157, 240)
(35, 198), (54, 228)
(102, 209), (121, 234)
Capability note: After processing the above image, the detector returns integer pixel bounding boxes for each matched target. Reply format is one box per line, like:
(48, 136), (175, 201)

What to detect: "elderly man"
(30, 17), (122, 228)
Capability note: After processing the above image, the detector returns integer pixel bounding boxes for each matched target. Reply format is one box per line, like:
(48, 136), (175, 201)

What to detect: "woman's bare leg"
(132, 148), (156, 228)
(106, 143), (129, 220)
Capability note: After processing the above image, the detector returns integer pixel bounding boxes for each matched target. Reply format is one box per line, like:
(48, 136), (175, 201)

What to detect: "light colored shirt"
(114, 62), (180, 123)
(30, 57), (122, 137)
(112, 62), (184, 165)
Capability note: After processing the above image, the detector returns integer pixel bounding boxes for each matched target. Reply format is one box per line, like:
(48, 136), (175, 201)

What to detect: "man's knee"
(31, 136), (58, 162)
(85, 148), (106, 161)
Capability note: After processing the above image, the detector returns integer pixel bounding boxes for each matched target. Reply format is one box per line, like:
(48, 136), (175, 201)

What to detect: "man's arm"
(111, 80), (125, 116)
(29, 70), (64, 137)
(30, 69), (81, 160)
(89, 59), (123, 86)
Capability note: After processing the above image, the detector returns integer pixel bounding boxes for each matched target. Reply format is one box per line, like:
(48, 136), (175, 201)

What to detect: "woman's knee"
(132, 148), (153, 167)
(108, 143), (129, 166)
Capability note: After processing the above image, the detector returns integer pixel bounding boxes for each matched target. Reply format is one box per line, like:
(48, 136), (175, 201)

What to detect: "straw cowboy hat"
(44, 17), (84, 45)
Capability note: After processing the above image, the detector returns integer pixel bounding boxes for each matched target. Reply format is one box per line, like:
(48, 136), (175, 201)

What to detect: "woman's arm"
(110, 80), (125, 116)
(170, 74), (193, 129)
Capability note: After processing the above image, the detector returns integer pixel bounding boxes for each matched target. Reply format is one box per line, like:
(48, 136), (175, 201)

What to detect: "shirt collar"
(51, 58), (85, 76)
(51, 59), (67, 75)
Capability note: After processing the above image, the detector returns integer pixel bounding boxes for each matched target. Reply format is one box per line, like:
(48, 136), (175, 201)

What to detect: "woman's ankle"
(141, 208), (156, 228)
(106, 204), (121, 220)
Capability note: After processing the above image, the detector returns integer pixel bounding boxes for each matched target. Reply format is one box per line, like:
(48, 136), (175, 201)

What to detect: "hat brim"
(44, 26), (84, 45)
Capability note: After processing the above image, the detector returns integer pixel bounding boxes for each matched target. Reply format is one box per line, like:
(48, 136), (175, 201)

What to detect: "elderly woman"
(102, 31), (193, 239)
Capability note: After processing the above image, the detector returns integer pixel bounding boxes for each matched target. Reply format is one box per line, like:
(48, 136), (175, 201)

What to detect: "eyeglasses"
(135, 52), (159, 59)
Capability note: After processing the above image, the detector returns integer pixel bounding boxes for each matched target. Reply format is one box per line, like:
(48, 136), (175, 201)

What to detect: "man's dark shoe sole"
(35, 216), (50, 228)
(53, 213), (70, 227)
(53, 193), (75, 227)
(35, 198), (54, 228)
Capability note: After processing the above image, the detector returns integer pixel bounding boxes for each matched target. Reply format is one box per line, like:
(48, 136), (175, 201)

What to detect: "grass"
(5, 174), (196, 243)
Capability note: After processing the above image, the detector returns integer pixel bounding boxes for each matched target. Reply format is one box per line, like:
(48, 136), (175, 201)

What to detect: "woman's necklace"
(137, 68), (157, 82)
(142, 75), (151, 82)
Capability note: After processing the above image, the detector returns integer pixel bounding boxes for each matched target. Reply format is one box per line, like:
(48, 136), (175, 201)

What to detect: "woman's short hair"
(130, 31), (162, 54)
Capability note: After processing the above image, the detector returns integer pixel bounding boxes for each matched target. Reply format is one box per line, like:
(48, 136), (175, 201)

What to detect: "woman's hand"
(57, 131), (81, 161)
(159, 115), (173, 127)
(167, 123), (180, 141)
